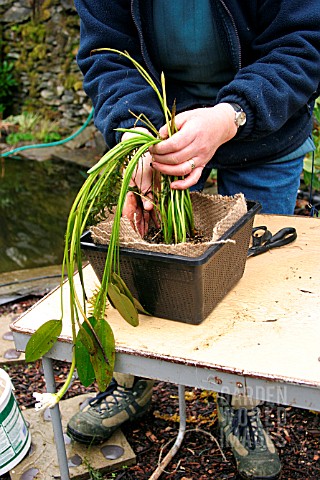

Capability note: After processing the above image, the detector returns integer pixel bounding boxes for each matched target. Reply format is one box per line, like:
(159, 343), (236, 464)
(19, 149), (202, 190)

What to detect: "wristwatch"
(228, 103), (247, 128)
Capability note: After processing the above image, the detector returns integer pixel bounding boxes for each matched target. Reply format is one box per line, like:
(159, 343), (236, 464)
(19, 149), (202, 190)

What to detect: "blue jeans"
(192, 156), (304, 215)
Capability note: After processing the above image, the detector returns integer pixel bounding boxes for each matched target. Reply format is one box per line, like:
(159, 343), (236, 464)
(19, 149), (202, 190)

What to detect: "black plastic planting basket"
(81, 201), (261, 325)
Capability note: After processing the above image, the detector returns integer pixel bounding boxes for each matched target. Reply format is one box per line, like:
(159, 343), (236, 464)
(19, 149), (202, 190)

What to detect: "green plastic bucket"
(0, 368), (31, 475)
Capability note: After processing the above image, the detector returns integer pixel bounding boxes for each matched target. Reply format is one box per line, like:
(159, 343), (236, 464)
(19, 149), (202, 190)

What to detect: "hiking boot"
(67, 377), (154, 444)
(217, 395), (281, 479)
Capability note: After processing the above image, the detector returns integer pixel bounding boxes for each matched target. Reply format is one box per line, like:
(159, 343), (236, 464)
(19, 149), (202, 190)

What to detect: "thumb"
(142, 193), (154, 211)
(158, 124), (169, 139)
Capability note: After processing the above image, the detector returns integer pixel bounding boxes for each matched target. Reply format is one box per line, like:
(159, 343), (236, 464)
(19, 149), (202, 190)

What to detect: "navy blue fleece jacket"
(74, 0), (320, 168)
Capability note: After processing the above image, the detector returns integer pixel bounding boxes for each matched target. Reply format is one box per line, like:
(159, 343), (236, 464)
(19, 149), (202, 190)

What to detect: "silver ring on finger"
(188, 159), (196, 171)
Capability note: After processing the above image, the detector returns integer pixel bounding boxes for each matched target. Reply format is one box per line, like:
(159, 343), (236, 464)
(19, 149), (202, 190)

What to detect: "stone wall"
(0, 0), (91, 132)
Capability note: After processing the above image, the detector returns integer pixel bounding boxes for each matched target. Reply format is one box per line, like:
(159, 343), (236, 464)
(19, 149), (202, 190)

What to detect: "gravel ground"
(1, 297), (320, 479)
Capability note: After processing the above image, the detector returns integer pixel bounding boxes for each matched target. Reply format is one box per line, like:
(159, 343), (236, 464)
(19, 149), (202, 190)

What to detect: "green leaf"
(303, 170), (320, 190)
(90, 319), (116, 391)
(304, 155), (320, 173)
(78, 323), (96, 355)
(111, 272), (135, 302)
(111, 273), (149, 315)
(108, 282), (139, 327)
(132, 297), (150, 316)
(25, 319), (62, 362)
(75, 320), (96, 387)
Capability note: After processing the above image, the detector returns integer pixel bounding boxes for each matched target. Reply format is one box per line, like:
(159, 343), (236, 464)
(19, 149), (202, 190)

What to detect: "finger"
(132, 153), (154, 191)
(121, 127), (150, 142)
(158, 124), (169, 140)
(152, 158), (199, 177)
(151, 146), (194, 165)
(134, 208), (146, 237)
(122, 191), (139, 221)
(140, 170), (161, 210)
(150, 128), (196, 156)
(141, 191), (154, 211)
(150, 207), (160, 229)
(150, 138), (196, 165)
(122, 192), (144, 234)
(136, 210), (149, 237)
(170, 168), (203, 190)
(122, 192), (147, 237)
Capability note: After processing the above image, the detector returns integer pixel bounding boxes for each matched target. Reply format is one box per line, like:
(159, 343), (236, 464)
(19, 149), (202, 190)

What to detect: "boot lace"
(231, 407), (267, 451)
(88, 379), (130, 413)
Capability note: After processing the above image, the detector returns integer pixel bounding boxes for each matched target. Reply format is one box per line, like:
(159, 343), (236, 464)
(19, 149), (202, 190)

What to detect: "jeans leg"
(217, 156), (304, 215)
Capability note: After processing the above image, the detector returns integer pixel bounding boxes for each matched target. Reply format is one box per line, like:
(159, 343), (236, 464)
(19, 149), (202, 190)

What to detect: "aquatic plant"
(25, 50), (195, 405)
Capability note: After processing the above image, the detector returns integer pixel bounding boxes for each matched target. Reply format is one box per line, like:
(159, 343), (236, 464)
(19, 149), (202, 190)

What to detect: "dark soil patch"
(144, 226), (205, 245)
(1, 297), (320, 479)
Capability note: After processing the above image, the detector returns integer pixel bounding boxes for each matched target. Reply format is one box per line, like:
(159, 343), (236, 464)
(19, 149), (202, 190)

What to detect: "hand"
(122, 128), (160, 237)
(149, 103), (238, 189)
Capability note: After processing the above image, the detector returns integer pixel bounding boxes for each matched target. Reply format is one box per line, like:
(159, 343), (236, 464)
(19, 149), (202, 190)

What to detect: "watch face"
(235, 110), (246, 127)
(237, 111), (246, 126)
(228, 103), (246, 127)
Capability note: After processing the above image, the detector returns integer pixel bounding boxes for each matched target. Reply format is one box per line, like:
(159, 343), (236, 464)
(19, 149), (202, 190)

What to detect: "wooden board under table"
(11, 214), (320, 409)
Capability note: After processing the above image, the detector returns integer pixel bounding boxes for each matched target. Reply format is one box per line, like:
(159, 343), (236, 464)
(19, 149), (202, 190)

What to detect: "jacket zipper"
(131, 0), (161, 85)
(217, 0), (242, 71)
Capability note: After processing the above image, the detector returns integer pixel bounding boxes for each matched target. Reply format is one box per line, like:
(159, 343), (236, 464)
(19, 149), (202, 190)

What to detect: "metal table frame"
(11, 214), (320, 479)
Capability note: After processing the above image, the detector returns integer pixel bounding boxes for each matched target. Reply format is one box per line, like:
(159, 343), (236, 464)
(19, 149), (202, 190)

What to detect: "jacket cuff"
(217, 96), (254, 139)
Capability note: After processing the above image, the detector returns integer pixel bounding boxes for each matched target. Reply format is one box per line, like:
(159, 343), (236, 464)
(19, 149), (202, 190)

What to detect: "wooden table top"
(11, 214), (320, 389)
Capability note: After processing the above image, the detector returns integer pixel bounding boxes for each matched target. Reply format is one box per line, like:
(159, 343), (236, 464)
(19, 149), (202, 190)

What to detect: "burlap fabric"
(90, 192), (247, 258)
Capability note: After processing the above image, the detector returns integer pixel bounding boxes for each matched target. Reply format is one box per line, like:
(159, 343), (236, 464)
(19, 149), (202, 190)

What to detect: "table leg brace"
(149, 385), (186, 480)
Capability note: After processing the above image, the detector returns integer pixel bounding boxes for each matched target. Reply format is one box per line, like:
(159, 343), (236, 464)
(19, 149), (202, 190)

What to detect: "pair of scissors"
(247, 226), (297, 257)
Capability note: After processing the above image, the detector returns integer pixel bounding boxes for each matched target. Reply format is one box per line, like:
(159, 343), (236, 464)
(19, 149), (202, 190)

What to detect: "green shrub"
(0, 60), (18, 116)
(4, 112), (61, 144)
(6, 132), (35, 145)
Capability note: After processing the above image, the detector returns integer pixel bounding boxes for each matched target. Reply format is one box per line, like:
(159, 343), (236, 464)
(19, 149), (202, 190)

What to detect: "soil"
(144, 226), (204, 245)
(1, 297), (320, 480)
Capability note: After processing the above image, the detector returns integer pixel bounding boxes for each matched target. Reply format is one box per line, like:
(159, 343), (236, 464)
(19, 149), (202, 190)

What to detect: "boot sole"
(239, 474), (281, 480)
(67, 424), (115, 444)
(66, 400), (151, 444)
